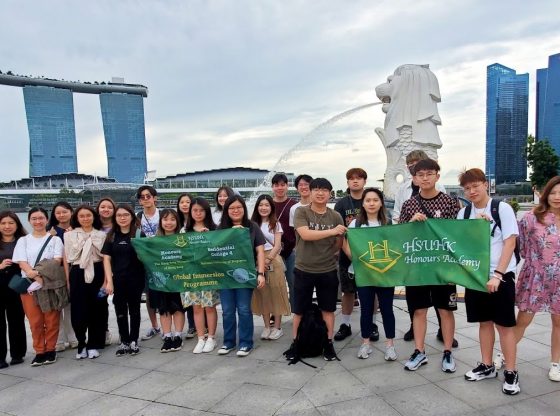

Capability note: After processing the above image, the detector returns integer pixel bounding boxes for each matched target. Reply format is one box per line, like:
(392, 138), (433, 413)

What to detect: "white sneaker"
(493, 352), (504, 370)
(69, 340), (79, 349)
(268, 328), (284, 340)
(55, 342), (66, 352)
(357, 343), (373, 359)
(202, 337), (217, 353)
(87, 349), (100, 359)
(549, 362), (560, 382)
(260, 328), (272, 339)
(76, 348), (87, 360)
(385, 345), (398, 361)
(193, 338), (206, 354)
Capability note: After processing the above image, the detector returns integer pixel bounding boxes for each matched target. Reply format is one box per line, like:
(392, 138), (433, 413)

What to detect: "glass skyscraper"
(23, 86), (78, 177)
(486, 64), (528, 184)
(536, 53), (560, 153)
(99, 93), (147, 183)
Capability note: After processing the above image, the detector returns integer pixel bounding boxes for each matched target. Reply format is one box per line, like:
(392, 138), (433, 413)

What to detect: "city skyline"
(1, 1), (560, 189)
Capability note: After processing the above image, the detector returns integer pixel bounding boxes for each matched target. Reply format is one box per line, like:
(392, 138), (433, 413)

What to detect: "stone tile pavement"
(0, 299), (558, 415)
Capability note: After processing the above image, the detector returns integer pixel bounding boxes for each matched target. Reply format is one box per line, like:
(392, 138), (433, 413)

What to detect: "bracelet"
(493, 270), (504, 276)
(492, 274), (505, 282)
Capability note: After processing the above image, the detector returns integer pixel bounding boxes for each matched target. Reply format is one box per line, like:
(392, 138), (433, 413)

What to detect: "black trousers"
(0, 283), (27, 361)
(69, 263), (106, 350)
(112, 274), (144, 344)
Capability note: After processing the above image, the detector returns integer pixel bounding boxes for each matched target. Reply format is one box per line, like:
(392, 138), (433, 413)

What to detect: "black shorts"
(293, 268), (338, 314)
(339, 266), (357, 293)
(406, 284), (458, 312)
(465, 272), (516, 327)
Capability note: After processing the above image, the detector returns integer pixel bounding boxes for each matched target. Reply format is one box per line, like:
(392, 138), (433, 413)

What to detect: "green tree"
(525, 135), (559, 189)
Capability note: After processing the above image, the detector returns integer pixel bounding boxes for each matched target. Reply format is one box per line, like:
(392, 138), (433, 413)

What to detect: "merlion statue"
(375, 64), (442, 199)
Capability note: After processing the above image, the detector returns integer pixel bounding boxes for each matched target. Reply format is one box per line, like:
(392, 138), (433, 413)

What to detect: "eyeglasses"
(139, 194), (153, 200)
(228, 206), (244, 212)
(414, 172), (437, 179)
(116, 213), (132, 218)
(311, 188), (330, 193)
(463, 182), (485, 193)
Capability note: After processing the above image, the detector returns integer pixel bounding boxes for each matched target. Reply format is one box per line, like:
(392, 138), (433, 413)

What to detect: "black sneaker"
(129, 341), (140, 355)
(323, 341), (338, 361)
(403, 325), (414, 341)
(160, 336), (174, 353)
(43, 351), (57, 365)
(10, 357), (24, 365)
(31, 354), (46, 367)
(0, 360), (8, 369)
(436, 329), (459, 348)
(369, 323), (380, 342)
(171, 336), (183, 351)
(283, 342), (297, 361)
(502, 370), (520, 395)
(334, 324), (351, 341)
(465, 362), (497, 381)
(116, 343), (130, 356)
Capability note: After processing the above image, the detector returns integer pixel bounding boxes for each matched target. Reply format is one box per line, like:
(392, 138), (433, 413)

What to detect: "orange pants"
(20, 294), (60, 354)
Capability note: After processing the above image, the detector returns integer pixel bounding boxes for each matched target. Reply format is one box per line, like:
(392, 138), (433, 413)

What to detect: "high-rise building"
(486, 63), (528, 183)
(536, 53), (560, 153)
(23, 86), (78, 177)
(100, 93), (147, 183)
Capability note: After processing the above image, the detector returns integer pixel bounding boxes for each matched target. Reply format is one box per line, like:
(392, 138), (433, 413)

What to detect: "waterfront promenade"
(0, 298), (558, 416)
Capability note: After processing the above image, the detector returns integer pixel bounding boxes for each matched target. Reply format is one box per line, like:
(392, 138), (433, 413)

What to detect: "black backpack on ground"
(284, 303), (334, 368)
(463, 199), (521, 264)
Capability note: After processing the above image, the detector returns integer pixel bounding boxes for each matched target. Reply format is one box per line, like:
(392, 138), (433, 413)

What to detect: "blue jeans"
(356, 286), (396, 339)
(282, 250), (295, 310)
(219, 288), (254, 349)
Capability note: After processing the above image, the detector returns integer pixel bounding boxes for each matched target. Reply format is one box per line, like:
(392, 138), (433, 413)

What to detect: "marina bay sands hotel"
(0, 72), (148, 183)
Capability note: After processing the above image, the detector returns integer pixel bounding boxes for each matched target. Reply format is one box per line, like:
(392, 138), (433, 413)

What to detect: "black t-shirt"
(0, 240), (20, 285)
(334, 195), (362, 268)
(101, 231), (144, 277)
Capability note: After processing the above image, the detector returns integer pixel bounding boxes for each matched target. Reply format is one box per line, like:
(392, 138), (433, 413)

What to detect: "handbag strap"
(34, 235), (53, 267)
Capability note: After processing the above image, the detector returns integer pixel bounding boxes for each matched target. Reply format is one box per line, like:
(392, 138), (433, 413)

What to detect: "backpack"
(463, 199), (521, 264)
(284, 303), (332, 367)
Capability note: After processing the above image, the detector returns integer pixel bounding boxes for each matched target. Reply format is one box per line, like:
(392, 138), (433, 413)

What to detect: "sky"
(1, 0), (559, 190)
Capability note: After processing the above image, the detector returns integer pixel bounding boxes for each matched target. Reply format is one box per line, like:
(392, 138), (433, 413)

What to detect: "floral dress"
(516, 211), (560, 314)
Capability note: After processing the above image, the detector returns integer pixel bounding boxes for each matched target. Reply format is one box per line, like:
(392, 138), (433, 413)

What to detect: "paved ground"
(0, 299), (558, 416)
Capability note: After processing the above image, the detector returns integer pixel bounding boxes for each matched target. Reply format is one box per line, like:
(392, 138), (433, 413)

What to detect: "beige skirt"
(251, 251), (291, 316)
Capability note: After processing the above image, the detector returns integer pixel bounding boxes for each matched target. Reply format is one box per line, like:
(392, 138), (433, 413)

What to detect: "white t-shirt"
(457, 199), (518, 277)
(212, 208), (223, 226)
(260, 221), (283, 251)
(13, 234), (64, 277)
(347, 218), (381, 274)
(289, 202), (309, 227)
(140, 210), (160, 237)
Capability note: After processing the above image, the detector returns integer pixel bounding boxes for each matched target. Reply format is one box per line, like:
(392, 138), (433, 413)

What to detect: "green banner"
(131, 228), (256, 292)
(347, 219), (490, 292)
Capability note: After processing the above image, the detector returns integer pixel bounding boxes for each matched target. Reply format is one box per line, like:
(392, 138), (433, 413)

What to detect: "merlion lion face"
(375, 75), (393, 114)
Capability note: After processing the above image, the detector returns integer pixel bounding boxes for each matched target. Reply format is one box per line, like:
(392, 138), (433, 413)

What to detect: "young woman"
(250, 195), (290, 340)
(212, 186), (235, 225)
(0, 211), (27, 368)
(152, 209), (186, 353)
(342, 188), (397, 361)
(96, 197), (116, 346)
(47, 201), (78, 352)
(184, 197), (220, 353)
(13, 208), (64, 366)
(515, 176), (560, 382)
(102, 204), (145, 356)
(218, 195), (266, 357)
(176, 193), (196, 339)
(64, 205), (107, 360)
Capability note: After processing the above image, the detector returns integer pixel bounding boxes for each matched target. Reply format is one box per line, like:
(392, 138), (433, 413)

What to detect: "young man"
(458, 168), (520, 395)
(399, 159), (459, 373)
(286, 178), (346, 361)
(136, 185), (162, 341)
(272, 173), (298, 310)
(333, 168), (379, 341)
(393, 150), (455, 347)
(289, 174), (313, 228)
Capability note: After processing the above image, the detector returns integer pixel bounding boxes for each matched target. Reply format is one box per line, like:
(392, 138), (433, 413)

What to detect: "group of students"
(1, 156), (559, 397)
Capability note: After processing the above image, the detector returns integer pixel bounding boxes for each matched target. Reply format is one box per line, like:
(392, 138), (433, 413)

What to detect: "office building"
(486, 63), (528, 183)
(23, 86), (78, 177)
(100, 92), (147, 183)
(536, 53), (560, 153)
